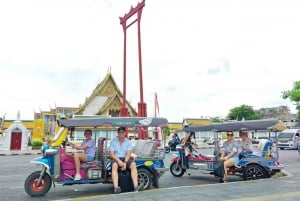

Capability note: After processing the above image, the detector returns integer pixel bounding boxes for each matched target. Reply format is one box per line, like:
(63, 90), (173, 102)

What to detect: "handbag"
(213, 160), (224, 178)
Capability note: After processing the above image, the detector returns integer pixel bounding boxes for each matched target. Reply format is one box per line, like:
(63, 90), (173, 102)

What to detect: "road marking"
(9, 186), (23, 189)
(0, 174), (22, 178)
(226, 191), (300, 201)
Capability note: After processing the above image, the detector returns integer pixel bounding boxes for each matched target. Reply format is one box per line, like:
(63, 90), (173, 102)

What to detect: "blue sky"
(0, 0), (299, 122)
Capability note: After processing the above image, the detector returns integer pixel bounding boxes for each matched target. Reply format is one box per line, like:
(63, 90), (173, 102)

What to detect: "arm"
(124, 150), (132, 163)
(109, 151), (124, 166)
(224, 143), (238, 160)
(68, 142), (88, 151)
(220, 142), (226, 159)
(124, 139), (133, 163)
(224, 150), (237, 161)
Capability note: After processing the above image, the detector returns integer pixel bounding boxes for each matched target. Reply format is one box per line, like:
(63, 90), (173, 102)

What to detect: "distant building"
(255, 106), (293, 121)
(0, 112), (31, 151)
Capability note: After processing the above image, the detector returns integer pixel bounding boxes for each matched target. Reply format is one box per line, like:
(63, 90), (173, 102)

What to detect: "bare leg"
(130, 162), (138, 188)
(223, 159), (234, 182)
(112, 163), (119, 188)
(73, 153), (86, 174)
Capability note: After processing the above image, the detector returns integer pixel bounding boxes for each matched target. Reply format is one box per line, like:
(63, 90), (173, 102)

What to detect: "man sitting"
(109, 126), (139, 194)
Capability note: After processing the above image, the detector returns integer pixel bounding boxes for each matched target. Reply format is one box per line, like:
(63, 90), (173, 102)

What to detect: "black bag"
(213, 160), (224, 178)
(238, 150), (253, 160)
(118, 170), (134, 193)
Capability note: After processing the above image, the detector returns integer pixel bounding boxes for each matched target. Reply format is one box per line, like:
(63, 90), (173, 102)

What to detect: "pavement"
(1, 148), (299, 201)
(72, 167), (299, 201)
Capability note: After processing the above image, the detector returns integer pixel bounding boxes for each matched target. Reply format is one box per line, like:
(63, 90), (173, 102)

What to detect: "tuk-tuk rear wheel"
(243, 164), (268, 180)
(138, 168), (152, 190)
(24, 171), (52, 197)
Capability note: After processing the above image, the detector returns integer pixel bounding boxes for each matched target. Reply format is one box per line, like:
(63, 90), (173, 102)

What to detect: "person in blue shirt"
(109, 126), (139, 194)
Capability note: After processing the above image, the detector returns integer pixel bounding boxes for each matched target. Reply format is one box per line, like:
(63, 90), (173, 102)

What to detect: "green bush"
(32, 139), (43, 149)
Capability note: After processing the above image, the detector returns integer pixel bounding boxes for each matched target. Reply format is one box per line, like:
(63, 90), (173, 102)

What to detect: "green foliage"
(32, 139), (43, 149)
(281, 81), (300, 119)
(164, 126), (171, 136)
(227, 104), (262, 121)
(211, 117), (222, 123)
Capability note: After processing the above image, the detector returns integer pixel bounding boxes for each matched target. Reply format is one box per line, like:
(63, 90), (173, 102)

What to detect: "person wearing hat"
(109, 126), (139, 194)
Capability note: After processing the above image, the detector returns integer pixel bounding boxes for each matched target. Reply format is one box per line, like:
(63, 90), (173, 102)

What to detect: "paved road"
(0, 149), (299, 201)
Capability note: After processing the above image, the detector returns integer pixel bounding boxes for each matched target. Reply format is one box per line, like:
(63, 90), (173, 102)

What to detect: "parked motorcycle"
(165, 140), (180, 153)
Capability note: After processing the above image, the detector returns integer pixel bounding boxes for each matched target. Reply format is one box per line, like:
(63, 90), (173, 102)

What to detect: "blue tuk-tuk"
(24, 116), (168, 197)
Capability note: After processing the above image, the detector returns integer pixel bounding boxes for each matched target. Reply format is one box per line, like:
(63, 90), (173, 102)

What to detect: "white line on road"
(9, 186), (23, 189)
(0, 174), (22, 178)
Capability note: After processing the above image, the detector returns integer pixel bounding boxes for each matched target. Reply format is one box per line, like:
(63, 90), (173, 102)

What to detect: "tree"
(211, 117), (222, 123)
(281, 81), (300, 119)
(227, 104), (262, 121)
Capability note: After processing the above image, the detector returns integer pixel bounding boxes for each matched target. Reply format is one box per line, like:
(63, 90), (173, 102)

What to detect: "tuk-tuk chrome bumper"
(154, 167), (168, 177)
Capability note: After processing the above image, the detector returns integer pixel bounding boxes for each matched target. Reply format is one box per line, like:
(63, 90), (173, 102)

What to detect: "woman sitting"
(238, 128), (253, 159)
(220, 131), (239, 183)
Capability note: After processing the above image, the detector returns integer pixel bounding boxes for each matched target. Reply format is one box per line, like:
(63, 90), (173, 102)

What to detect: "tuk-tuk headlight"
(41, 144), (49, 156)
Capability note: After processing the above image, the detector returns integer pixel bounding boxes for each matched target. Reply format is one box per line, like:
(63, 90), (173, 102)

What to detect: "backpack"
(213, 160), (224, 178)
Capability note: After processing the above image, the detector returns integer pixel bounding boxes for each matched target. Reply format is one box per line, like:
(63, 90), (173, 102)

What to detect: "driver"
(67, 129), (96, 181)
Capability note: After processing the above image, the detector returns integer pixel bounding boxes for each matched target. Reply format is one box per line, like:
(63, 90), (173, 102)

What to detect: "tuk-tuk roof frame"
(184, 119), (279, 132)
(57, 117), (168, 128)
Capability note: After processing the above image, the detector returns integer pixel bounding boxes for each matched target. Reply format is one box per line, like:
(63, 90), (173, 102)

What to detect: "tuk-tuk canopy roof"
(57, 117), (168, 128)
(184, 119), (280, 132)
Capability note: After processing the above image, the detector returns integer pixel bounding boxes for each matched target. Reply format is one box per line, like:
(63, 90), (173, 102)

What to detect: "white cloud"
(0, 0), (299, 122)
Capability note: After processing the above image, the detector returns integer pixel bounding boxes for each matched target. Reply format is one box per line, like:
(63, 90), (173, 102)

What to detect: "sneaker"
(74, 174), (81, 181)
(114, 186), (121, 194)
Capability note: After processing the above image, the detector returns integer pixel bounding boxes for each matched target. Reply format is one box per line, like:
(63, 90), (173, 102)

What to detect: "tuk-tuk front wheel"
(138, 168), (152, 190)
(24, 171), (52, 197)
(170, 162), (185, 177)
(243, 164), (268, 180)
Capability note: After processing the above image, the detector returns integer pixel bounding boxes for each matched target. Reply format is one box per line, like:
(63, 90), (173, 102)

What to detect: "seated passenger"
(67, 129), (96, 181)
(220, 131), (239, 183)
(238, 128), (253, 159)
(109, 126), (139, 194)
(181, 132), (196, 167)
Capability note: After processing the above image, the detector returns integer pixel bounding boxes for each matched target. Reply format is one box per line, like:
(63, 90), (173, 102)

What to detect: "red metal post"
(120, 21), (128, 117)
(119, 0), (147, 138)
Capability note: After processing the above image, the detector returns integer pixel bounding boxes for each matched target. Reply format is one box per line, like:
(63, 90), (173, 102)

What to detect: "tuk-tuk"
(24, 116), (168, 197)
(170, 119), (284, 181)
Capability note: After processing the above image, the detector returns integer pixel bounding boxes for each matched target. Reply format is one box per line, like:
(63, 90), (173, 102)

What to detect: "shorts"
(86, 155), (94, 162)
(111, 157), (134, 169)
(230, 156), (240, 166)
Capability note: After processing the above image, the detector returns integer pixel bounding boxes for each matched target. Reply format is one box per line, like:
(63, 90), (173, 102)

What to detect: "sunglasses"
(118, 131), (125, 134)
(227, 133), (233, 136)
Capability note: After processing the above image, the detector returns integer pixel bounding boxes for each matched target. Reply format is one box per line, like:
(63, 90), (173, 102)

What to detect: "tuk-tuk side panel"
(135, 159), (164, 169)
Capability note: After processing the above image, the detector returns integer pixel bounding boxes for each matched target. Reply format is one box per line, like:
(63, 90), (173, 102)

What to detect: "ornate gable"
(76, 71), (137, 117)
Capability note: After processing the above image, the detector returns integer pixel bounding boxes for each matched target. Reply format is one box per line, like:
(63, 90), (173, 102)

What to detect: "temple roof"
(75, 72), (137, 116)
